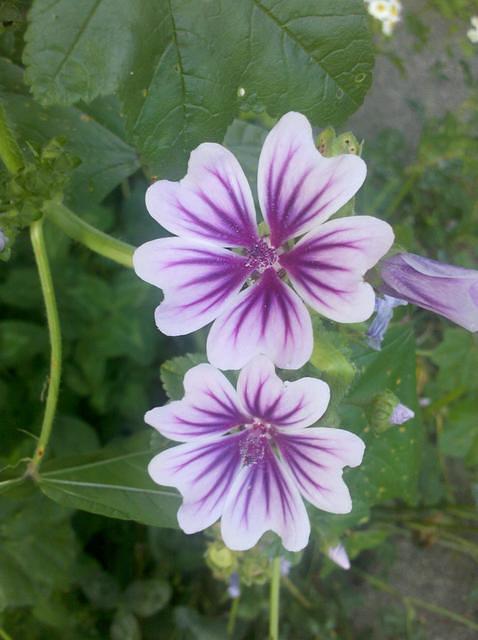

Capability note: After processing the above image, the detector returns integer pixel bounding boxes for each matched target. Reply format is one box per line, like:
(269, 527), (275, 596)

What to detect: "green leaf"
(0, 494), (77, 608)
(0, 319), (47, 366)
(123, 579), (171, 618)
(439, 398), (478, 459)
(23, 0), (137, 105)
(23, 1), (374, 176)
(431, 329), (478, 393)
(0, 58), (139, 208)
(110, 609), (141, 640)
(38, 434), (180, 528)
(160, 353), (207, 400)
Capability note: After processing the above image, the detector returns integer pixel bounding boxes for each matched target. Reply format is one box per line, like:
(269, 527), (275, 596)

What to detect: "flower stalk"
(44, 200), (134, 268)
(269, 557), (281, 640)
(28, 220), (62, 474)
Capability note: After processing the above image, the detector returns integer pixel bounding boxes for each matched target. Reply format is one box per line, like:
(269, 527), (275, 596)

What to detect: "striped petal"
(145, 364), (247, 442)
(280, 216), (394, 323)
(276, 428), (365, 514)
(221, 446), (310, 552)
(237, 355), (330, 429)
(258, 112), (367, 247)
(133, 237), (252, 335)
(146, 143), (259, 247)
(207, 269), (313, 370)
(148, 434), (242, 534)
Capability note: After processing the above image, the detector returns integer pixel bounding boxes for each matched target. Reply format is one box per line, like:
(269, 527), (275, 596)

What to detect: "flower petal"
(280, 216), (394, 323)
(276, 428), (365, 514)
(148, 434), (242, 534)
(145, 364), (247, 442)
(207, 269), (313, 370)
(134, 237), (252, 335)
(145, 143), (258, 247)
(221, 448), (310, 552)
(257, 112), (367, 247)
(237, 355), (330, 429)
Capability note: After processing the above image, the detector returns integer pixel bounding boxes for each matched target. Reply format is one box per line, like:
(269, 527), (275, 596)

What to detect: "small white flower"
(468, 16), (478, 44)
(368, 1), (392, 21)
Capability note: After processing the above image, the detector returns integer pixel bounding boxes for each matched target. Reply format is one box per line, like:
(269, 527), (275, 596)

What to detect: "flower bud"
(380, 253), (478, 332)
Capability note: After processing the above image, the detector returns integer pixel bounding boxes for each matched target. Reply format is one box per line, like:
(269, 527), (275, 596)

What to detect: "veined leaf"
(39, 435), (180, 528)
(23, 0), (374, 176)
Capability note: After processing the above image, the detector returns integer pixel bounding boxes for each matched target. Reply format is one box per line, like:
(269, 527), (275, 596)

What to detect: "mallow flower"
(146, 355), (365, 552)
(380, 253), (478, 332)
(134, 112), (394, 370)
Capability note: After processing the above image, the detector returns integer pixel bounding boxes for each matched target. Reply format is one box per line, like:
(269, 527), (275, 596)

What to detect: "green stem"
(44, 200), (134, 268)
(0, 101), (23, 174)
(0, 628), (14, 640)
(227, 596), (240, 638)
(269, 557), (281, 640)
(383, 173), (418, 219)
(29, 220), (62, 474)
(282, 576), (312, 609)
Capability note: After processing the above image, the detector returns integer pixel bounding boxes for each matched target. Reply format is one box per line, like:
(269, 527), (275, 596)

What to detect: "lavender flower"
(228, 572), (241, 599)
(381, 253), (478, 332)
(0, 230), (6, 252)
(390, 403), (415, 425)
(147, 355), (365, 552)
(366, 294), (407, 350)
(326, 543), (350, 570)
(134, 112), (394, 370)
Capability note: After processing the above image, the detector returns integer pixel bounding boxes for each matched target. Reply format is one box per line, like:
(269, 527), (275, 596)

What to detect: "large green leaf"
(39, 435), (180, 528)
(0, 58), (139, 208)
(23, 0), (374, 176)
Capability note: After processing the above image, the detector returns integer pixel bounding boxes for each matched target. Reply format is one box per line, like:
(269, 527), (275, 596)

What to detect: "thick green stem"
(29, 220), (62, 473)
(0, 101), (23, 174)
(44, 200), (134, 268)
(269, 557), (281, 640)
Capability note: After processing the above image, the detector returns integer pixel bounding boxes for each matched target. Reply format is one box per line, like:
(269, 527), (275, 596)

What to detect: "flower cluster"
(135, 112), (396, 553)
(364, 0), (402, 36)
(467, 16), (478, 44)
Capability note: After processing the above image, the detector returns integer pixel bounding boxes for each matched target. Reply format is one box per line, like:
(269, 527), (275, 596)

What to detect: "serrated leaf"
(160, 353), (207, 400)
(38, 435), (180, 528)
(23, 1), (374, 176)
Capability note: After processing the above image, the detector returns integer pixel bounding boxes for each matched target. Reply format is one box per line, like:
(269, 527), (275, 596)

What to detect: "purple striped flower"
(381, 253), (478, 332)
(134, 112), (394, 370)
(146, 355), (365, 552)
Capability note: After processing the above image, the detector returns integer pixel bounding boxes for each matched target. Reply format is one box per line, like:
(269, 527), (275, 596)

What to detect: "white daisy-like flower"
(468, 16), (478, 44)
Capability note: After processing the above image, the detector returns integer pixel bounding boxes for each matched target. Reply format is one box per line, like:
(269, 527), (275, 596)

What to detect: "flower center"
(239, 420), (274, 466)
(245, 240), (278, 273)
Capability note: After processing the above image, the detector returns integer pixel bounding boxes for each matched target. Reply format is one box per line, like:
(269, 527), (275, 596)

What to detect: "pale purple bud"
(0, 230), (6, 252)
(326, 543), (350, 570)
(280, 558), (291, 576)
(227, 572), (240, 599)
(419, 397), (431, 407)
(390, 403), (415, 425)
(381, 253), (478, 332)
(366, 294), (407, 350)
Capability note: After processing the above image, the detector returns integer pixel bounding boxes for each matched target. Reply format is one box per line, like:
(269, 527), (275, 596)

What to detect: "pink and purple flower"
(134, 112), (394, 370)
(146, 355), (365, 552)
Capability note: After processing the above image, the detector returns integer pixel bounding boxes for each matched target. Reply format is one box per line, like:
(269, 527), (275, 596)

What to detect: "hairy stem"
(269, 557), (281, 640)
(44, 200), (134, 268)
(29, 220), (62, 474)
(0, 101), (23, 174)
